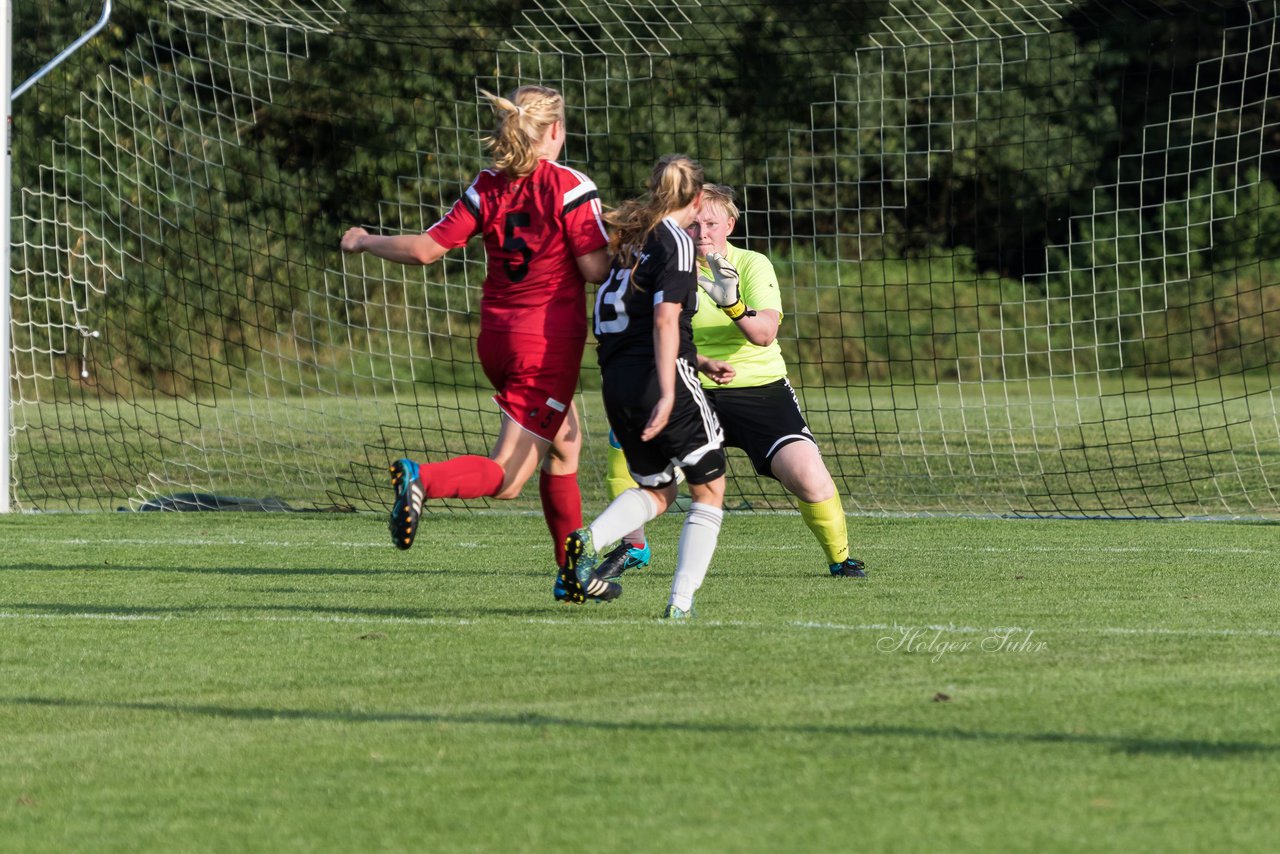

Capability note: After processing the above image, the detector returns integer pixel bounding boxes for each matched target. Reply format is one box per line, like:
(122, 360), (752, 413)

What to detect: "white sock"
(668, 502), (723, 611)
(588, 488), (660, 552)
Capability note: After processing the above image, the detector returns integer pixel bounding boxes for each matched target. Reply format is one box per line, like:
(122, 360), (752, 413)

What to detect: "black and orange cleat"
(389, 458), (424, 550)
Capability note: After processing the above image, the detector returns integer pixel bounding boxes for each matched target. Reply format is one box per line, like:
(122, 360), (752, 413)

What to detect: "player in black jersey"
(555, 154), (729, 618)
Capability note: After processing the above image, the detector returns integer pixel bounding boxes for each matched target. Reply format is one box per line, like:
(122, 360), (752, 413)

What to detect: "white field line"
(1, 610), (1278, 638)
(20, 538), (1274, 556)
(721, 543), (1271, 555)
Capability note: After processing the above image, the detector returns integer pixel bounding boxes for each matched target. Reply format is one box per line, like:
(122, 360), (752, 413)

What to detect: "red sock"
(540, 471), (583, 566)
(420, 456), (505, 500)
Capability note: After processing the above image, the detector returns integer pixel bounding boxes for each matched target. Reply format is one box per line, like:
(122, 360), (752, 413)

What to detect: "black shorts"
(602, 356), (726, 487)
(705, 378), (818, 478)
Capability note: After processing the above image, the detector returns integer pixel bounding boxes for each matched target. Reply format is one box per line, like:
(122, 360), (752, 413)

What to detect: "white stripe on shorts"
(673, 357), (723, 467)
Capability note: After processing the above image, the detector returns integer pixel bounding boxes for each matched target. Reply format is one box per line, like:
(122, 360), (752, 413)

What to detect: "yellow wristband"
(721, 299), (747, 321)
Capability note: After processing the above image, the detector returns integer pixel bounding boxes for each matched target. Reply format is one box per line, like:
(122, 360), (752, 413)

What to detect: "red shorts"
(476, 329), (585, 442)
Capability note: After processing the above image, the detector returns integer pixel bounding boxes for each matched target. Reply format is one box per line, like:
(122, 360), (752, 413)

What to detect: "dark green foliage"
(10, 0), (1278, 396)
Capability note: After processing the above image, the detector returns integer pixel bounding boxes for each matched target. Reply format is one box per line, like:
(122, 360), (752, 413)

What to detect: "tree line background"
(9, 0), (1279, 396)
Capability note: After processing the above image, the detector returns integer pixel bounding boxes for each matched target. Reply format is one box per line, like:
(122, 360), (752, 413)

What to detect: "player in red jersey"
(341, 85), (610, 565)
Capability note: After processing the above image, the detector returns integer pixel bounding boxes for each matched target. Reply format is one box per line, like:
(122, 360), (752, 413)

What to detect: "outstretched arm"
(341, 227), (449, 266)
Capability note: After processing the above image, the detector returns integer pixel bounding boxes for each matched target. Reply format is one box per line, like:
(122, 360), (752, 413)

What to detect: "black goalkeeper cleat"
(596, 540), (652, 581)
(830, 557), (868, 578)
(389, 458), (425, 551)
(557, 529), (621, 604)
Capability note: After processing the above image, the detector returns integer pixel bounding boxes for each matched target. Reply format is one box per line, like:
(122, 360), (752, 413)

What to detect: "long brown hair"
(478, 85), (565, 178)
(605, 154), (705, 267)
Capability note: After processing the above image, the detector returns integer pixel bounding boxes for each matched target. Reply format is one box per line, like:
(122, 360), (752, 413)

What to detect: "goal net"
(7, 0), (1279, 518)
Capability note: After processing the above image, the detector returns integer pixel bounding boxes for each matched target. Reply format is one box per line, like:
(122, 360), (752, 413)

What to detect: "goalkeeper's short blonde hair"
(700, 183), (740, 221)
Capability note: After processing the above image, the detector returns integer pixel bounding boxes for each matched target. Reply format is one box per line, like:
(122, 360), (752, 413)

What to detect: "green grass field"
(2, 511), (1278, 852)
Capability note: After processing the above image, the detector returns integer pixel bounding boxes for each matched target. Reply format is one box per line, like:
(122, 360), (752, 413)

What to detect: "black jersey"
(593, 217), (699, 367)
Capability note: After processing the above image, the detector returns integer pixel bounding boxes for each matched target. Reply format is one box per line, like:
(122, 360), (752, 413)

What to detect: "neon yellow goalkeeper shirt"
(692, 243), (788, 389)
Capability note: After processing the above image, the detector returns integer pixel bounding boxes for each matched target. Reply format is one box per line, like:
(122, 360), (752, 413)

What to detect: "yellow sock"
(606, 442), (637, 500)
(605, 442), (645, 545)
(797, 494), (849, 566)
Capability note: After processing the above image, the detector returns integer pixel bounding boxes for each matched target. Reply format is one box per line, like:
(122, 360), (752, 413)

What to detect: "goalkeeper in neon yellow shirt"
(598, 183), (867, 580)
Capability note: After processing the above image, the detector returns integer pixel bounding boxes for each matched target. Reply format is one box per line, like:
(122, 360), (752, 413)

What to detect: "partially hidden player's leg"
(665, 476), (725, 619)
(605, 431), (637, 498)
(770, 441), (866, 577)
(539, 402), (583, 567)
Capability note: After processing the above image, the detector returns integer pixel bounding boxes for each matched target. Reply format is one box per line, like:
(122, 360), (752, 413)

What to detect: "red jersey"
(427, 159), (608, 339)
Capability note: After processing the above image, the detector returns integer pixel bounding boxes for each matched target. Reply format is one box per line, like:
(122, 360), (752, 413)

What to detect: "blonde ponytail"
(605, 154), (705, 265)
(479, 85), (565, 178)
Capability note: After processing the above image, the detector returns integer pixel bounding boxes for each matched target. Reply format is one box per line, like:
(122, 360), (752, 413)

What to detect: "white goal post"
(3, 0), (114, 512)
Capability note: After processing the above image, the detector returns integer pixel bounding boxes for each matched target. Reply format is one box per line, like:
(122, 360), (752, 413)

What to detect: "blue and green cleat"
(597, 540), (651, 581)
